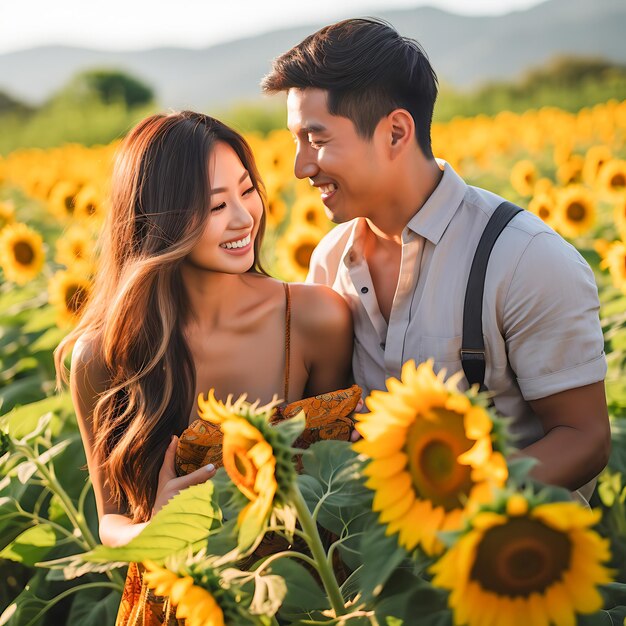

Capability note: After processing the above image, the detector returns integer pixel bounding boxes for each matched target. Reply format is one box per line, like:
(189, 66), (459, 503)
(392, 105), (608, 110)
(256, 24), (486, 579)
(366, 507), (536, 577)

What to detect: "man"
(261, 18), (610, 500)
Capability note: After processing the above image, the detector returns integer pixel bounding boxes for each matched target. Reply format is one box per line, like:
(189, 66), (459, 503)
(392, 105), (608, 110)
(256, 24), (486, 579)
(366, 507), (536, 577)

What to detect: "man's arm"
(502, 230), (609, 491)
(521, 381), (611, 490)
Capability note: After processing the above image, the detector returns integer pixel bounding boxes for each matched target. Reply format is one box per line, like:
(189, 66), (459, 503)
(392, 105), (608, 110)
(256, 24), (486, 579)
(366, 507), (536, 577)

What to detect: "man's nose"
(294, 144), (320, 180)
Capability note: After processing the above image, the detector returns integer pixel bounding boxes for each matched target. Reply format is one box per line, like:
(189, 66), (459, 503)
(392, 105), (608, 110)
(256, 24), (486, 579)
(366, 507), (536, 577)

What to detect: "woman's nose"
(230, 200), (255, 228)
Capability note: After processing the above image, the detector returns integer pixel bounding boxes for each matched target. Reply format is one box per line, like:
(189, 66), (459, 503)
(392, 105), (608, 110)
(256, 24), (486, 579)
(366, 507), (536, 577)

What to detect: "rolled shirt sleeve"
(503, 231), (607, 401)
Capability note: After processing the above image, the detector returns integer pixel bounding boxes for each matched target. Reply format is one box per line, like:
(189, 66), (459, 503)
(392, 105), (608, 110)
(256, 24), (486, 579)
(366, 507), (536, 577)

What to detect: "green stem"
(18, 511), (86, 546)
(291, 485), (346, 617)
(254, 549), (317, 573)
(16, 443), (126, 588)
(35, 457), (98, 547)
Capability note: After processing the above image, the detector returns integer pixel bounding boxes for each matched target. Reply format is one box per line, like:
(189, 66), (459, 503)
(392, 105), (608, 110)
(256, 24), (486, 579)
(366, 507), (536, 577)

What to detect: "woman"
(54, 111), (355, 623)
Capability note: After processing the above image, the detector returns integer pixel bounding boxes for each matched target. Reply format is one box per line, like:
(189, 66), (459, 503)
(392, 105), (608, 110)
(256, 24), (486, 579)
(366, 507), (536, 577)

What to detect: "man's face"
(287, 88), (387, 224)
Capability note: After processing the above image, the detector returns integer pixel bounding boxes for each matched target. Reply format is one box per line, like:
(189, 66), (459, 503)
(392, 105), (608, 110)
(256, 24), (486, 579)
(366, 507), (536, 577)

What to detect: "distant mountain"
(1, 0), (625, 110)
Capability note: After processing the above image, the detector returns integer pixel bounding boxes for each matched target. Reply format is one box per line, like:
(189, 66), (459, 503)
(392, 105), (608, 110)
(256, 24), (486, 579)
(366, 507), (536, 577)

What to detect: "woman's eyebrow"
(211, 170), (250, 194)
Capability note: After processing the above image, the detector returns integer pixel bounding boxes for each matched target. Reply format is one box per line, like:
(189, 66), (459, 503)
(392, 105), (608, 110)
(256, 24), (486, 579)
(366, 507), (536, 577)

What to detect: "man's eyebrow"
(292, 123), (327, 134)
(211, 170), (250, 194)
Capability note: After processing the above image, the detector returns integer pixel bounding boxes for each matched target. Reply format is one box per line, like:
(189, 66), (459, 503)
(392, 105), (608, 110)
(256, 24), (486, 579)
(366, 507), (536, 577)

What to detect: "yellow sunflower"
(556, 156), (584, 186)
(0, 200), (15, 230)
(143, 561), (225, 626)
(259, 129), (296, 180)
(582, 145), (612, 187)
(553, 185), (595, 238)
(275, 224), (325, 282)
(264, 192), (287, 230)
(0, 222), (45, 285)
(510, 160), (537, 197)
(290, 194), (332, 231)
(73, 184), (105, 221)
(430, 494), (613, 626)
(54, 225), (97, 273)
(600, 240), (626, 294)
(528, 193), (556, 227)
(597, 159), (626, 200)
(197, 390), (296, 549)
(48, 180), (81, 219)
(354, 360), (508, 555)
(48, 270), (92, 326)
(614, 197), (626, 240)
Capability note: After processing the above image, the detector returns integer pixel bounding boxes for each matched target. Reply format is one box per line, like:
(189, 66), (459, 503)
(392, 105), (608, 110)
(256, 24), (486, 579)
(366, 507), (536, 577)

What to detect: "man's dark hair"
(262, 18), (438, 158)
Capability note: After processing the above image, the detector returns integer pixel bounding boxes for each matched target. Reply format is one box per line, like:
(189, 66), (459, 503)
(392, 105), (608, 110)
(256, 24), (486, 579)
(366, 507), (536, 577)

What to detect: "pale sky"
(1, 0), (546, 54)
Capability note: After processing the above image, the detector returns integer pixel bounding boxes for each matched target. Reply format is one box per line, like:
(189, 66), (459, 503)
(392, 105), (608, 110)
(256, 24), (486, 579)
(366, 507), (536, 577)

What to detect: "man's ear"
(388, 109), (415, 154)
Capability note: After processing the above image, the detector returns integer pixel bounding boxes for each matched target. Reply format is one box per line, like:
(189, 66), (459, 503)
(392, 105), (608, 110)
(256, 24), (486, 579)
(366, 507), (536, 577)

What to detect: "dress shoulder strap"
(283, 282), (291, 402)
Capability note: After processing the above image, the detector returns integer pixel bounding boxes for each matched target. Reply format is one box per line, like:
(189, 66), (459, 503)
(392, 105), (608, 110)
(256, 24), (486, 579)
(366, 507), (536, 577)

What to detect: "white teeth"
(319, 183), (337, 194)
(220, 233), (251, 249)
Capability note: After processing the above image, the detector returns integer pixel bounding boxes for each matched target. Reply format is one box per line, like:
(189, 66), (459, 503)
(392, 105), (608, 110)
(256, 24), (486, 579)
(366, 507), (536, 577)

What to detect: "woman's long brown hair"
(54, 111), (268, 522)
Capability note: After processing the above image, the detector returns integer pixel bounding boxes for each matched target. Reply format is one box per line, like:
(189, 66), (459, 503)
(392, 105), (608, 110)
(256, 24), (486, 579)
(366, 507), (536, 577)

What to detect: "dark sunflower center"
(14, 241), (35, 265)
(86, 202), (97, 215)
(305, 209), (316, 223)
(538, 206), (550, 220)
(405, 410), (474, 512)
(420, 440), (455, 481)
(471, 517), (571, 598)
(295, 243), (316, 269)
(64, 195), (76, 214)
(65, 284), (89, 314)
(610, 173), (626, 188)
(566, 202), (586, 222)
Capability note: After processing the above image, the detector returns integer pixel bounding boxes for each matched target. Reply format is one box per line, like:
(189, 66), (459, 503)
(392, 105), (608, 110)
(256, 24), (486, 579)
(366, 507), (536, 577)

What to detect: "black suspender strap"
(461, 201), (523, 392)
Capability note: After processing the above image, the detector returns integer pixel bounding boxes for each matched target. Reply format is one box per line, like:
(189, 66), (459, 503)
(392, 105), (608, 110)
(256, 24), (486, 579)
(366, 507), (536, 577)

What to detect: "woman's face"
(186, 141), (264, 273)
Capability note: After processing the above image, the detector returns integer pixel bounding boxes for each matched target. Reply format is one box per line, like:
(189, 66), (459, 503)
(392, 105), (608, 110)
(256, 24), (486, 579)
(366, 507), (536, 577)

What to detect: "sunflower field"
(0, 98), (626, 625)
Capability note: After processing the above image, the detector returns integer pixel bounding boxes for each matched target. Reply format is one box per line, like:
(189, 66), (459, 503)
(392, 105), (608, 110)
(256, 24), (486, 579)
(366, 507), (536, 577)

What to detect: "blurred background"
(1, 1), (626, 624)
(0, 0), (625, 147)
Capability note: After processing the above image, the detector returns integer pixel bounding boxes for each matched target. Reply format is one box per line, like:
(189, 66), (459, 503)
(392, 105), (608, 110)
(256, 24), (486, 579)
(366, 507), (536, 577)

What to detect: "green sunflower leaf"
(66, 586), (122, 626)
(39, 481), (222, 579)
(0, 523), (57, 566)
(357, 518), (408, 604)
(268, 558), (329, 620)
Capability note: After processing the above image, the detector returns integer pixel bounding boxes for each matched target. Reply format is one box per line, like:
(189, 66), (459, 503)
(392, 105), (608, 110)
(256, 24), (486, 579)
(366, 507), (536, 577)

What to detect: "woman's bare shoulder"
(288, 282), (352, 337)
(70, 332), (109, 394)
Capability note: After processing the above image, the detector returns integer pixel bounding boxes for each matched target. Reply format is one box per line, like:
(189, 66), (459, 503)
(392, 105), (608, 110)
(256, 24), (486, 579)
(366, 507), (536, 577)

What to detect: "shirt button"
(361, 286), (369, 294)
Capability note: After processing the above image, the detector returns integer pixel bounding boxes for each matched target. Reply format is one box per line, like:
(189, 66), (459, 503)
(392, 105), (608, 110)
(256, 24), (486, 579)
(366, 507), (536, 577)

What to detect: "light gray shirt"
(306, 161), (606, 499)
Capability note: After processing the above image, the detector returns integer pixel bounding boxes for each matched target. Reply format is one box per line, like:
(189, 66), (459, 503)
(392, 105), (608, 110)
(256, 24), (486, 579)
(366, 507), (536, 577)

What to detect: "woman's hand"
(350, 398), (364, 442)
(152, 435), (217, 516)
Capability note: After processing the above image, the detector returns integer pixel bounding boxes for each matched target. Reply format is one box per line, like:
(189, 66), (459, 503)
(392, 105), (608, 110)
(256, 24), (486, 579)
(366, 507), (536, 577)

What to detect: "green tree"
(58, 69), (155, 108)
(0, 90), (34, 116)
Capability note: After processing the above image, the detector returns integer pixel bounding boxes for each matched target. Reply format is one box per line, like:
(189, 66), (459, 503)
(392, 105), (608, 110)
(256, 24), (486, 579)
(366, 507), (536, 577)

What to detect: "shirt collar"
(406, 159), (467, 245)
(341, 218), (369, 268)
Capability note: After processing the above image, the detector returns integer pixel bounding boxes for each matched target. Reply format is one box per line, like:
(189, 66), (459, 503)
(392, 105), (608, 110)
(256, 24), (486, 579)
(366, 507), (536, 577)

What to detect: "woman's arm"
(291, 284), (354, 396)
(70, 337), (215, 547)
